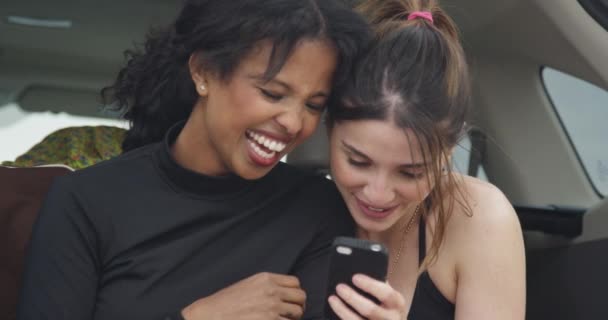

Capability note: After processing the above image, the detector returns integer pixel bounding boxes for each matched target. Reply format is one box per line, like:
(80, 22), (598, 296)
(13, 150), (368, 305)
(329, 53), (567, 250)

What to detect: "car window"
(542, 67), (608, 197)
(0, 103), (128, 162)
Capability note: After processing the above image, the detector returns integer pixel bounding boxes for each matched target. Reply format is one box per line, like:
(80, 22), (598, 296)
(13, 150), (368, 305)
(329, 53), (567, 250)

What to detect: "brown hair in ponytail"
(328, 0), (472, 271)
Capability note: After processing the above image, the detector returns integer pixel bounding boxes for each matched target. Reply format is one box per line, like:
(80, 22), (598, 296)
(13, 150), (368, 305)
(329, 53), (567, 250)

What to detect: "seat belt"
(467, 128), (486, 177)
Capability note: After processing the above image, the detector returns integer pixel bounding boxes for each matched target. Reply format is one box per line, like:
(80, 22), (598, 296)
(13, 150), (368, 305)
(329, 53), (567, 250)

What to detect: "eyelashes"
(260, 88), (282, 101)
(259, 88), (326, 112)
(347, 158), (367, 167)
(346, 158), (425, 180)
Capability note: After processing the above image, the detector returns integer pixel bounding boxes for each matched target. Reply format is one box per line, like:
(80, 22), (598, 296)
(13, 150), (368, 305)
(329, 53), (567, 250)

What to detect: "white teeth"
(368, 206), (386, 212)
(248, 140), (276, 159)
(246, 130), (287, 152)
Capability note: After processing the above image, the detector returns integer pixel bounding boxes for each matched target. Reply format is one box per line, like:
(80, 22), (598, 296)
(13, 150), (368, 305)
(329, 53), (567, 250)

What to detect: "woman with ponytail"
(17, 1), (371, 319)
(325, 0), (525, 319)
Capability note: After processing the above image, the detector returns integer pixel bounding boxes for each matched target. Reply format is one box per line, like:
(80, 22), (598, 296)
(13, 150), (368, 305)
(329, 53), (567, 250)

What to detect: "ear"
(446, 148), (454, 163)
(189, 52), (208, 97)
(443, 148), (455, 173)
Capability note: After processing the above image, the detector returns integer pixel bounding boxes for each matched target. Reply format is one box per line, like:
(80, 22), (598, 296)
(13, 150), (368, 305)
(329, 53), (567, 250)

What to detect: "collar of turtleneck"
(153, 121), (256, 198)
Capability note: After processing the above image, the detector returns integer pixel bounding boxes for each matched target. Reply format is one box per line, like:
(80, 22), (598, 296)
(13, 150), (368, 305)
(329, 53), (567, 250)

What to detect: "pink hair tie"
(408, 11), (434, 24)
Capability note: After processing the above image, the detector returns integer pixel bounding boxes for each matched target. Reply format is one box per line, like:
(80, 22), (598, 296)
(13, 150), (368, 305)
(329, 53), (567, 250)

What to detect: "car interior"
(1, 0), (607, 319)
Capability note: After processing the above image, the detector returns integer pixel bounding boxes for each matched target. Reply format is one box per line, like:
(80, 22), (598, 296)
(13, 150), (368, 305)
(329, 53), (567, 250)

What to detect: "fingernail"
(336, 284), (348, 294)
(352, 274), (365, 284)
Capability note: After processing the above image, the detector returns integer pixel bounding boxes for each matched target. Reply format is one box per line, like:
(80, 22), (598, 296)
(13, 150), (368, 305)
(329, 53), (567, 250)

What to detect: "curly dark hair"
(102, 0), (371, 152)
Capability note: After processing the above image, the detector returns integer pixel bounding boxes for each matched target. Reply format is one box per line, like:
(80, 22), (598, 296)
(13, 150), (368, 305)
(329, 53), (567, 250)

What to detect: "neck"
(171, 106), (228, 176)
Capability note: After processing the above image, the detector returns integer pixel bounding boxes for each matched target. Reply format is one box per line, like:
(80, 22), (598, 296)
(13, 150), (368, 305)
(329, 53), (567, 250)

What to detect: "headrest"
(287, 124), (330, 171)
(0, 165), (73, 320)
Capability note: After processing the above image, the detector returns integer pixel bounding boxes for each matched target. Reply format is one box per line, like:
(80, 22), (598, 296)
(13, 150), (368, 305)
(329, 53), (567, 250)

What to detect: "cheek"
(395, 179), (433, 202)
(229, 84), (261, 116)
(330, 157), (361, 190)
(220, 90), (271, 137)
(301, 114), (322, 136)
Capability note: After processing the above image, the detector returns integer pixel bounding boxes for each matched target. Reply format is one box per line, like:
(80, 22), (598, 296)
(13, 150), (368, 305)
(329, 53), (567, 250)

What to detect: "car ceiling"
(2, 0), (606, 93)
(0, 0), (178, 76)
(0, 0), (552, 101)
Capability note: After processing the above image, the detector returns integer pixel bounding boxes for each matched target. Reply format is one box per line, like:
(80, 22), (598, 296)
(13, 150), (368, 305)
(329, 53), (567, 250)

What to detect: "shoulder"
(68, 143), (158, 183)
(37, 144), (166, 239)
(48, 143), (159, 206)
(446, 174), (524, 272)
(450, 174), (520, 232)
(441, 180), (526, 317)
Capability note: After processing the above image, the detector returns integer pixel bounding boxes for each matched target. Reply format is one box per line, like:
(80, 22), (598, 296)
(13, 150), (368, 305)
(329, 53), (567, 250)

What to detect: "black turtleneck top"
(17, 122), (354, 320)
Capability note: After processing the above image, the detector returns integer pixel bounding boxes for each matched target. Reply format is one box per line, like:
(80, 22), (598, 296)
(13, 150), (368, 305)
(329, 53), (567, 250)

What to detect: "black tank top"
(407, 216), (455, 319)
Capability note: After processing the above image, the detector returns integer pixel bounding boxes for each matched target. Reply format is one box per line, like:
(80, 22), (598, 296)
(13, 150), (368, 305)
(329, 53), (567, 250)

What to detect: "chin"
(350, 211), (392, 233)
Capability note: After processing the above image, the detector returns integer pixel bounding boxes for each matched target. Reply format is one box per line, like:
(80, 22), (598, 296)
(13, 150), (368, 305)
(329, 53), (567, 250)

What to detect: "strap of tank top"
(418, 197), (432, 266)
(418, 213), (426, 266)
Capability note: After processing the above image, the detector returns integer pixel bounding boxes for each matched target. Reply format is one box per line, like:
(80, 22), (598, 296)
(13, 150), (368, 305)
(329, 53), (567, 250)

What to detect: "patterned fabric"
(2, 126), (126, 170)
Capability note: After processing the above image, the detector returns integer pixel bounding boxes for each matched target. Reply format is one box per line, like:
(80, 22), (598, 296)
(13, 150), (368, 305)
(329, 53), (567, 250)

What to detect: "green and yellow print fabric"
(2, 126), (126, 170)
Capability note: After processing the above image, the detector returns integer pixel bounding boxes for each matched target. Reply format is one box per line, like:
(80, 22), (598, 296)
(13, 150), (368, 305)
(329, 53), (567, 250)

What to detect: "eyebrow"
(341, 140), (427, 169)
(250, 74), (328, 98)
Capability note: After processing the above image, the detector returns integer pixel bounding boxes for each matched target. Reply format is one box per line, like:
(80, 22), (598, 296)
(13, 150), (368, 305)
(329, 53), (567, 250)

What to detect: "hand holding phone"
(324, 237), (407, 320)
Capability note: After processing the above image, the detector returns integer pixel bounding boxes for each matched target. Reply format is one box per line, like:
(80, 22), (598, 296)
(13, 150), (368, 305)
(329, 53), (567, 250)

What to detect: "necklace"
(388, 204), (421, 280)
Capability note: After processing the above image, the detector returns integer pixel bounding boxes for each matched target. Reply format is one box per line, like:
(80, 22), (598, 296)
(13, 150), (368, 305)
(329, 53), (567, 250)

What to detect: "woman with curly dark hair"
(17, 1), (370, 319)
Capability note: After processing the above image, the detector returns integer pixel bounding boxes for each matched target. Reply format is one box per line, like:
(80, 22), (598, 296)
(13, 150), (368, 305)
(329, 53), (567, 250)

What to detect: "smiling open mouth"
(355, 198), (399, 219)
(245, 130), (287, 164)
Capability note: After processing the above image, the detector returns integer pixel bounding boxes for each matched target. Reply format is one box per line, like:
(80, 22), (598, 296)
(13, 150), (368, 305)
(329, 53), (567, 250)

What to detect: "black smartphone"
(324, 236), (389, 320)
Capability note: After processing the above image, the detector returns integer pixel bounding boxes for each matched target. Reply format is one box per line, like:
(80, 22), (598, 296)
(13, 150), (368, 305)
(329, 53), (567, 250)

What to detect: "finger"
(353, 274), (405, 309)
(278, 301), (304, 320)
(328, 295), (363, 320)
(262, 273), (301, 288)
(278, 286), (307, 306)
(336, 283), (392, 319)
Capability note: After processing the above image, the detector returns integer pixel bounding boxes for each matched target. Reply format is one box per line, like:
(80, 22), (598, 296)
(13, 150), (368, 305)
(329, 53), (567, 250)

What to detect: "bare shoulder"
(446, 174), (524, 258)
(451, 174), (520, 230)
(445, 176), (526, 319)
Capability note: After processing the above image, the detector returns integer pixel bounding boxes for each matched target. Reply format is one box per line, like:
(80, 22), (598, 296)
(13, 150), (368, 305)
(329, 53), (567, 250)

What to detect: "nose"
(362, 172), (395, 206)
(274, 105), (304, 136)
